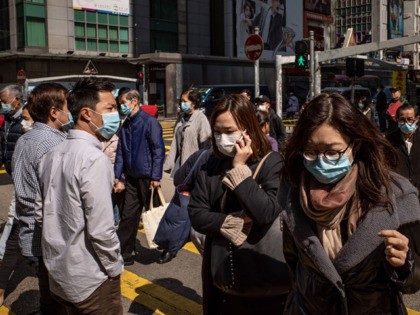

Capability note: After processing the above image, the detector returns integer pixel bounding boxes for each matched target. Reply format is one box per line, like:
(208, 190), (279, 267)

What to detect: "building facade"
(0, 0), (334, 115)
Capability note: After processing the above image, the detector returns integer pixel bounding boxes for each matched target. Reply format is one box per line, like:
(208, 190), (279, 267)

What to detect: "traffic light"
(295, 40), (308, 68)
(346, 58), (365, 77)
(137, 71), (144, 85)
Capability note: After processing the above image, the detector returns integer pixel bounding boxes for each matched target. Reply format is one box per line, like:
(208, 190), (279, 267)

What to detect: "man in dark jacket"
(386, 103), (420, 194)
(114, 89), (165, 266)
(254, 95), (286, 149)
(0, 85), (24, 175)
(0, 85), (24, 267)
(375, 85), (387, 132)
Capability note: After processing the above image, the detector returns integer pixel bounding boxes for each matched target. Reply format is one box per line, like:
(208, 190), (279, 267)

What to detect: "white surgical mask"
(258, 105), (267, 112)
(21, 119), (33, 133)
(215, 133), (242, 157)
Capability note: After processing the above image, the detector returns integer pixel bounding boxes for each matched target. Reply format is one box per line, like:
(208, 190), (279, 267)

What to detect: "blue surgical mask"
(180, 102), (191, 113)
(58, 109), (74, 132)
(0, 98), (16, 114)
(120, 103), (134, 116)
(304, 154), (352, 185)
(399, 122), (416, 135)
(89, 110), (120, 139)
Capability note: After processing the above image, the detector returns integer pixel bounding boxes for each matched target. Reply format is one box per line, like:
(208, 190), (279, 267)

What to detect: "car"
(321, 85), (372, 107)
(195, 84), (271, 118)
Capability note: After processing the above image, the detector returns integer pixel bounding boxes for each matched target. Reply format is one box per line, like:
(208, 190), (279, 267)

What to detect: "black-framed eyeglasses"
(302, 142), (352, 162)
(397, 117), (418, 124)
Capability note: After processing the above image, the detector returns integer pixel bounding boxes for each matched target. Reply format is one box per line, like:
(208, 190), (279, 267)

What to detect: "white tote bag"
(141, 186), (168, 249)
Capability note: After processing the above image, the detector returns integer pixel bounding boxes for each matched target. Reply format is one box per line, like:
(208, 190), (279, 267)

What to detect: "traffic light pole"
(142, 63), (148, 105)
(309, 30), (315, 100)
(254, 27), (260, 98)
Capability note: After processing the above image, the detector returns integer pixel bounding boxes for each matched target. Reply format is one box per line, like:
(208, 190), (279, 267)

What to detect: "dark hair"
(181, 88), (202, 109)
(67, 77), (115, 121)
(210, 94), (271, 162)
(256, 110), (269, 128)
(27, 83), (68, 123)
(283, 93), (398, 214)
(396, 103), (418, 118)
(243, 1), (254, 18)
(116, 87), (131, 105)
(358, 96), (370, 110)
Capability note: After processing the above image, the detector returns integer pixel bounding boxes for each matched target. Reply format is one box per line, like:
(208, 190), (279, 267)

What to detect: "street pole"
(309, 30), (315, 100)
(142, 63), (148, 105)
(276, 55), (282, 115)
(254, 27), (260, 98)
(314, 51), (321, 95)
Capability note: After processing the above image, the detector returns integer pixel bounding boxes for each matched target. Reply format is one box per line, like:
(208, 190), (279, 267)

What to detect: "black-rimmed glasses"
(302, 142), (352, 162)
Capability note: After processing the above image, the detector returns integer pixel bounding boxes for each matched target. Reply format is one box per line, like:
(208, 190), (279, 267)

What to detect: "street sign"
(83, 60), (98, 75)
(17, 69), (26, 85)
(244, 34), (264, 61)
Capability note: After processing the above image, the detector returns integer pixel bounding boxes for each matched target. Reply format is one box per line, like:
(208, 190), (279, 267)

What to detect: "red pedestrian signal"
(137, 71), (143, 85)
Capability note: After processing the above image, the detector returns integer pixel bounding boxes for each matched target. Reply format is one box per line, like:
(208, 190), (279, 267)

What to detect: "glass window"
(98, 13), (107, 24)
(109, 27), (118, 40)
(75, 23), (85, 37)
(110, 41), (119, 52)
(86, 24), (96, 38)
(0, 0), (10, 51)
(86, 11), (96, 23)
(27, 0), (45, 3)
(151, 30), (177, 52)
(87, 38), (97, 51)
(98, 25), (107, 39)
(120, 15), (128, 27)
(26, 17), (46, 47)
(151, 0), (177, 21)
(75, 38), (86, 50)
(99, 40), (108, 51)
(120, 42), (129, 53)
(109, 14), (118, 25)
(74, 10), (85, 22)
(120, 28), (128, 41)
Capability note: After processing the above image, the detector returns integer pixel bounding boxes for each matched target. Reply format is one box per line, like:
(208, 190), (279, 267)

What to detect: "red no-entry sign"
(17, 69), (26, 85)
(244, 34), (264, 61)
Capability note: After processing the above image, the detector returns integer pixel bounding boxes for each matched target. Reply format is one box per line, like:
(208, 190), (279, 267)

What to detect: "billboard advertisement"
(388, 0), (404, 39)
(236, 0), (303, 60)
(73, 0), (129, 16)
(304, 0), (331, 15)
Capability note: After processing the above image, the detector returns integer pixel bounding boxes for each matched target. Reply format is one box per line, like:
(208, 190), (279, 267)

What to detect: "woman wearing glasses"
(386, 103), (420, 196)
(280, 93), (420, 314)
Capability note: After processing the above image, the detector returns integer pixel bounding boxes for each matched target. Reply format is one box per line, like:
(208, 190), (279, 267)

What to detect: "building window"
(0, 0), (10, 51)
(73, 10), (129, 54)
(150, 0), (178, 52)
(16, 1), (47, 48)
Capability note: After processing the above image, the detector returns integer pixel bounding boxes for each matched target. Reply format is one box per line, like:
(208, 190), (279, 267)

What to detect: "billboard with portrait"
(304, 0), (331, 15)
(73, 0), (129, 16)
(236, 0), (303, 60)
(388, 0), (403, 39)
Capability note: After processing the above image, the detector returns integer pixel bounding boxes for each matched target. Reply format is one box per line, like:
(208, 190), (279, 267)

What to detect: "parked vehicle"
(196, 84), (271, 117)
(322, 85), (372, 107)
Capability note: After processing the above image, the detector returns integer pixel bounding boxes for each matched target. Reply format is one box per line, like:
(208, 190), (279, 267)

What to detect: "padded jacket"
(386, 128), (420, 194)
(280, 173), (420, 315)
(0, 113), (23, 175)
(114, 109), (165, 181)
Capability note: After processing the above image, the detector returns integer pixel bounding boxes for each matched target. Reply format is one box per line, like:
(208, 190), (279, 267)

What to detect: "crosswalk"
(161, 120), (175, 156)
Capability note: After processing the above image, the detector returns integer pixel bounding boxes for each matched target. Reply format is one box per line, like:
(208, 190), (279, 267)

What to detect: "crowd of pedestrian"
(0, 78), (419, 314)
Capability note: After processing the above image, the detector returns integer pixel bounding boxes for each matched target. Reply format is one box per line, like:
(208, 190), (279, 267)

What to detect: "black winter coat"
(280, 173), (420, 315)
(386, 128), (420, 194)
(0, 113), (23, 175)
(189, 152), (287, 315)
(268, 108), (286, 150)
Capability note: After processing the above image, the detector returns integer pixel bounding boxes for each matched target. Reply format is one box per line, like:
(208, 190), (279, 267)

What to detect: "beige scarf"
(299, 165), (361, 259)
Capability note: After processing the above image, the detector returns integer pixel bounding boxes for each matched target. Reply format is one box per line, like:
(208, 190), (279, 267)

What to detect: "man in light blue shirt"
(36, 78), (124, 314)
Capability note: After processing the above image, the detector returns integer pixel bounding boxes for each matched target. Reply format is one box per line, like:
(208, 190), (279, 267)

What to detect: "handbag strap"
(148, 186), (166, 210)
(221, 152), (272, 211)
(182, 149), (210, 186)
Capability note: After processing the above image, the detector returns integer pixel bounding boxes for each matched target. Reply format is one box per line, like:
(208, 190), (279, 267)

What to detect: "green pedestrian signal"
(295, 40), (309, 68)
(298, 56), (306, 67)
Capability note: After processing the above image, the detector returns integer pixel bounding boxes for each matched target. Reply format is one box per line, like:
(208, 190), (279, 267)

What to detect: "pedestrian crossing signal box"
(295, 40), (309, 69)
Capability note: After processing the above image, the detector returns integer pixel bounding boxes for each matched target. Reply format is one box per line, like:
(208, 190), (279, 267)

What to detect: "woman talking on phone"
(188, 94), (290, 314)
(280, 93), (420, 314)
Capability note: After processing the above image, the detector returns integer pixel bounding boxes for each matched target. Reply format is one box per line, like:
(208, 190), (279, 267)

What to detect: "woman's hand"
(114, 180), (125, 193)
(378, 230), (409, 268)
(232, 132), (252, 168)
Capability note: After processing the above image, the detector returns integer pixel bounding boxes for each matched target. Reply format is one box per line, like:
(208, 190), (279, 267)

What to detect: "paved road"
(0, 119), (419, 314)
